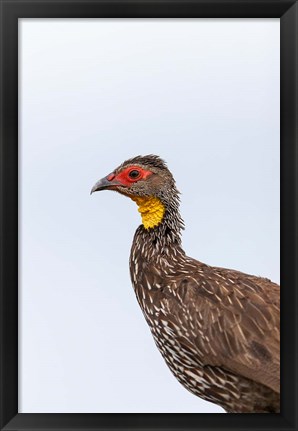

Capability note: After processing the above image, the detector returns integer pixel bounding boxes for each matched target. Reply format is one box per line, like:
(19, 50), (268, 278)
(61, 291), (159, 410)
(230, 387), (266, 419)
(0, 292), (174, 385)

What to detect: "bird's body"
(130, 224), (280, 413)
(92, 155), (280, 413)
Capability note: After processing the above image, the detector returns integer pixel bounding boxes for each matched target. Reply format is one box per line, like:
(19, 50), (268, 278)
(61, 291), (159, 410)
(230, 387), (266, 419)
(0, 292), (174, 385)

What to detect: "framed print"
(0, 1), (297, 430)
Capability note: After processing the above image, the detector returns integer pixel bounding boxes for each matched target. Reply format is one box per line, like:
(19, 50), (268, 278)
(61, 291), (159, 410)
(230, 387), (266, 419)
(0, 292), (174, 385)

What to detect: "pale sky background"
(19, 19), (280, 413)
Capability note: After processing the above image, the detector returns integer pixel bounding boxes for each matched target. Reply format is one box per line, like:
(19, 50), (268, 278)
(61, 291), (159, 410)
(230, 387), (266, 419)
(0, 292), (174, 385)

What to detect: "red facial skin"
(108, 166), (153, 187)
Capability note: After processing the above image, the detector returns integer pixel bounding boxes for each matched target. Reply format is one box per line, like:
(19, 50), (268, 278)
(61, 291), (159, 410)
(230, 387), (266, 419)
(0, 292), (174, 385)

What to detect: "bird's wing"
(165, 262), (280, 393)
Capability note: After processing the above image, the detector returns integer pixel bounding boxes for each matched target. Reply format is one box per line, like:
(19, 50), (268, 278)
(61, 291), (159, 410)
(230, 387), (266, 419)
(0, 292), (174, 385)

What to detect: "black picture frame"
(0, 1), (297, 430)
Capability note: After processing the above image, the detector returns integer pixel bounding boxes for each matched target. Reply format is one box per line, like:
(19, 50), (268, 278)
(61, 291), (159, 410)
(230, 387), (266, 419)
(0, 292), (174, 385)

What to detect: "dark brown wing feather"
(164, 261), (280, 393)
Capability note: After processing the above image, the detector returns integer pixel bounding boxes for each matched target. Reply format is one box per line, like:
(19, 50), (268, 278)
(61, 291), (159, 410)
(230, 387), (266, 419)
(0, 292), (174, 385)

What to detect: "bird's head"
(91, 155), (181, 230)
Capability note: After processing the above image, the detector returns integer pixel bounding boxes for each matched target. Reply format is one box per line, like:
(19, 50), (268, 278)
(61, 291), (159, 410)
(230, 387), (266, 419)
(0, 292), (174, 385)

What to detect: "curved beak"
(90, 175), (120, 194)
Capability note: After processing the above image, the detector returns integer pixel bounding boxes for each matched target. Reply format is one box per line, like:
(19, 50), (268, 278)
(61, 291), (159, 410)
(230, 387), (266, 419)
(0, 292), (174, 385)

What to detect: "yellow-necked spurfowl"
(91, 155), (280, 413)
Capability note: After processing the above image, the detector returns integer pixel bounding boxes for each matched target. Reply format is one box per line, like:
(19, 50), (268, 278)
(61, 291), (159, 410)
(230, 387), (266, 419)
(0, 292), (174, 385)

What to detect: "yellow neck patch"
(131, 196), (165, 229)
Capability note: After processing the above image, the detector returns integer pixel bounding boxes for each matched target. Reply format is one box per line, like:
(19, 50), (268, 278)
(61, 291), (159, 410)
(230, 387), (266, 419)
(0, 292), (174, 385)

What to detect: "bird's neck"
(131, 195), (185, 263)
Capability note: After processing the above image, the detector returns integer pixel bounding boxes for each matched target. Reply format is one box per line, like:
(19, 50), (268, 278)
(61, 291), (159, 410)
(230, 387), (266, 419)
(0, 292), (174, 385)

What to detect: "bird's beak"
(90, 175), (120, 194)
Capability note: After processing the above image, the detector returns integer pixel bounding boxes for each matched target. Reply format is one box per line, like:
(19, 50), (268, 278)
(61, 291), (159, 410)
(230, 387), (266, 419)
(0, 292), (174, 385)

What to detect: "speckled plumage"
(92, 155), (280, 413)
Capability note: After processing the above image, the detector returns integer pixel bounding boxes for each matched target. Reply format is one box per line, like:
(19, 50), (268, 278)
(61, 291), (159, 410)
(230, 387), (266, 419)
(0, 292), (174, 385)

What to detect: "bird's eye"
(128, 170), (141, 179)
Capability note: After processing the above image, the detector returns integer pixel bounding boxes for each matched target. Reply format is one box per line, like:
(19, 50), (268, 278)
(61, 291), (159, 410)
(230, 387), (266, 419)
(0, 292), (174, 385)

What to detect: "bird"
(91, 154), (280, 413)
